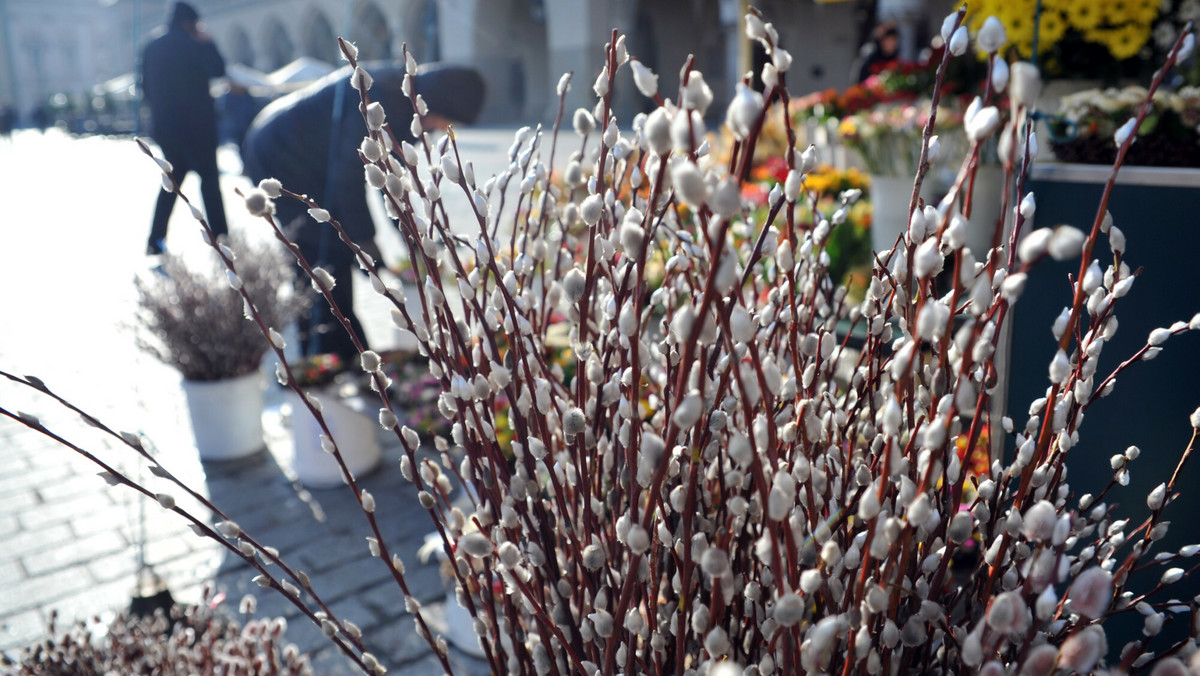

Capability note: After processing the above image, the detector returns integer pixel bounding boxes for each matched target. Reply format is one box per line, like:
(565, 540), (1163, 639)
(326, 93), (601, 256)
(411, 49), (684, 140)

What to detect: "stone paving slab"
(0, 129), (526, 673)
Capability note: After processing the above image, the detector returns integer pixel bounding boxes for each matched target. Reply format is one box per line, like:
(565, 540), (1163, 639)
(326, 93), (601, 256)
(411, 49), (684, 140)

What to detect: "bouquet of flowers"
(1050, 85), (1200, 165)
(961, 0), (1163, 80)
(837, 100), (963, 176)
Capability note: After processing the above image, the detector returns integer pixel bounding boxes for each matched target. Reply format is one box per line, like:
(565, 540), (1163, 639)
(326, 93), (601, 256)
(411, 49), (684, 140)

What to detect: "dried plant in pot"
(135, 232), (303, 460)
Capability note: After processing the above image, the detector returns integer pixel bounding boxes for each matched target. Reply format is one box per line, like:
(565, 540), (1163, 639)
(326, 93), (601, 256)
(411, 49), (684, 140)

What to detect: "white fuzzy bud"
(977, 17), (1007, 53)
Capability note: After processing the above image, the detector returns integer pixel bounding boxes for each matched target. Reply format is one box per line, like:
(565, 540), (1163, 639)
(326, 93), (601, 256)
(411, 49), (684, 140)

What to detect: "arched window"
(302, 10), (338, 64)
(351, 1), (392, 61)
(227, 25), (255, 67)
(263, 17), (294, 71)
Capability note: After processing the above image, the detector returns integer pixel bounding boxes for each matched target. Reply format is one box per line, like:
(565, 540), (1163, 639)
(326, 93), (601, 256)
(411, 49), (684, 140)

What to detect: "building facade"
(1, 0), (884, 128)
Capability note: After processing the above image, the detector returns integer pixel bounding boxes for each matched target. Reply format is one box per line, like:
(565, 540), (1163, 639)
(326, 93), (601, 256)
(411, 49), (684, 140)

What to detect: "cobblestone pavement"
(0, 126), (537, 674)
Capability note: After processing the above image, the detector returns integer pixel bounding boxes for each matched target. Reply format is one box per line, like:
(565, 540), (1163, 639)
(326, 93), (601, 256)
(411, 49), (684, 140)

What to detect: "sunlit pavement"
(0, 126), (533, 673)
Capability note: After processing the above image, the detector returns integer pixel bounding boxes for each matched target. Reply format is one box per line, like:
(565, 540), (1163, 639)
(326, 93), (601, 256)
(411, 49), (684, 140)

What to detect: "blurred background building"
(0, 0), (904, 132)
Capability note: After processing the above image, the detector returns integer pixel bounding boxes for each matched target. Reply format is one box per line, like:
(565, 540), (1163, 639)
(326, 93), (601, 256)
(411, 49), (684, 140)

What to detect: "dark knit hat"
(413, 65), (486, 125)
(170, 2), (200, 27)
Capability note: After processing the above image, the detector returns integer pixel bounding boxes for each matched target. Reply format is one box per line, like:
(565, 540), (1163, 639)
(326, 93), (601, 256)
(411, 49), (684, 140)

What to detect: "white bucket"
(181, 371), (265, 461)
(287, 389), (382, 488)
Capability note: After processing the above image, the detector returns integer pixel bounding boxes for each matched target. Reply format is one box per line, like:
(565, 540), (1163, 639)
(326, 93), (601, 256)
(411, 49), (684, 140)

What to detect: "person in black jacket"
(240, 63), (485, 362)
(141, 2), (229, 255)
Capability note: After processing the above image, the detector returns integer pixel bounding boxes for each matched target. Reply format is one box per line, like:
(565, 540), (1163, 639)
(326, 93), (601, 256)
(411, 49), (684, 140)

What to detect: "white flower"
(563, 407), (586, 436)
(673, 391), (704, 428)
(774, 593), (805, 626)
(1018, 228), (1052, 263)
(562, 267), (587, 302)
(671, 109), (706, 151)
(631, 59), (658, 98)
(458, 531), (491, 558)
(709, 177), (742, 219)
(1010, 61), (1042, 107)
(681, 71), (713, 114)
(1049, 349), (1071, 384)
(941, 12), (959, 42)
(1047, 225), (1086, 260)
(580, 193), (604, 226)
(991, 58), (1009, 92)
(1068, 566), (1114, 619)
(671, 160), (707, 208)
(977, 17), (1008, 53)
(725, 82), (764, 139)
(950, 26), (970, 56)
(379, 408), (398, 430)
(986, 591), (1028, 633)
(1178, 32), (1194, 62)
(244, 188), (274, 217)
(1058, 626), (1106, 673)
(644, 107), (672, 155)
(1023, 500), (1057, 541)
(365, 101), (385, 130)
(1114, 116), (1139, 146)
(967, 106), (1001, 141)
(308, 207), (330, 223)
(257, 178), (282, 197)
(350, 66), (373, 91)
(573, 108), (595, 137)
(1162, 567), (1185, 584)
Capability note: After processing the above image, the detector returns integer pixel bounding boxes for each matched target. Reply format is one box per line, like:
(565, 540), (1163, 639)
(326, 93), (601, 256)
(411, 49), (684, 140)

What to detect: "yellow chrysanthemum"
(1064, 0), (1104, 31)
(1109, 22), (1152, 59)
(1036, 10), (1070, 51)
(998, 8), (1036, 48)
(1132, 0), (1160, 24)
(1103, 0), (1138, 25)
(1086, 23), (1151, 60)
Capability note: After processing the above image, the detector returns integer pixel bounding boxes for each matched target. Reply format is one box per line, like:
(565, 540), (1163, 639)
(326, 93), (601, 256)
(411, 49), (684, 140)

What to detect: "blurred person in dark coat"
(141, 1), (229, 255)
(240, 63), (485, 362)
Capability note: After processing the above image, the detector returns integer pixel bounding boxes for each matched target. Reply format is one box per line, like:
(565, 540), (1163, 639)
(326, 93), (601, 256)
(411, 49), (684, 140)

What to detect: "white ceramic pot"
(962, 164), (1009, 257)
(181, 371), (265, 460)
(869, 174), (923, 255)
(287, 389), (381, 488)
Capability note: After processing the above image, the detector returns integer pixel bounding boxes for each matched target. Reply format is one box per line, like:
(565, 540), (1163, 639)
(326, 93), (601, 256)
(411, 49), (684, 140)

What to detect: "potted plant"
(135, 233), (302, 460)
(285, 352), (382, 488)
(1048, 84), (1200, 166)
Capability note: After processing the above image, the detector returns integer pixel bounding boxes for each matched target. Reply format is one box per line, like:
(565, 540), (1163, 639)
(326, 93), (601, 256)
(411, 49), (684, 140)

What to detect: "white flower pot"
(181, 371), (265, 461)
(962, 165), (1009, 257)
(286, 389), (381, 488)
(869, 174), (928, 255)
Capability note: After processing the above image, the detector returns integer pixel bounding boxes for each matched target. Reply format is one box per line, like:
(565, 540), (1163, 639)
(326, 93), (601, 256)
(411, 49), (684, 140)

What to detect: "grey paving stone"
(0, 567), (93, 615)
(0, 462), (73, 499)
(398, 649), (493, 676)
(85, 549), (141, 584)
(307, 646), (368, 676)
(312, 555), (398, 605)
(0, 609), (44, 653)
(0, 523), (73, 562)
(364, 613), (438, 667)
(291, 531), (372, 573)
(0, 478), (38, 506)
(35, 470), (117, 503)
(0, 560), (23, 585)
(39, 578), (134, 626)
(21, 531), (127, 577)
(16, 492), (116, 531)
